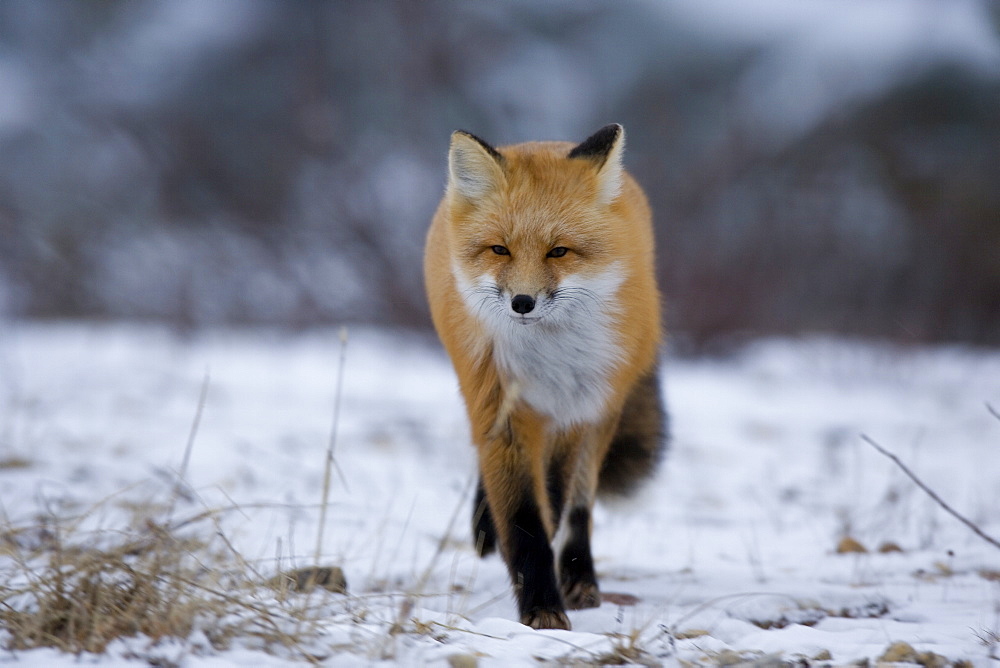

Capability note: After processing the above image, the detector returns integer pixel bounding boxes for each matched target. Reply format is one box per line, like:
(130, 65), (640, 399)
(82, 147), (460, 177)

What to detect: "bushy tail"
(597, 366), (669, 497)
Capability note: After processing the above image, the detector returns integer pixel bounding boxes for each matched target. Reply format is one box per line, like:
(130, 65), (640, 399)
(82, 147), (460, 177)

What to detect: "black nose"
(511, 294), (535, 314)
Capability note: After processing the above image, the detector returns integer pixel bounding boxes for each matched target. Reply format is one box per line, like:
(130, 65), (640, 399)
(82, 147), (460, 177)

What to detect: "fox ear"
(568, 124), (625, 204)
(448, 130), (505, 201)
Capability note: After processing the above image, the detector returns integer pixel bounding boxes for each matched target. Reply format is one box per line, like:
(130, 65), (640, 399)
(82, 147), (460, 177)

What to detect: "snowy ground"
(0, 322), (998, 666)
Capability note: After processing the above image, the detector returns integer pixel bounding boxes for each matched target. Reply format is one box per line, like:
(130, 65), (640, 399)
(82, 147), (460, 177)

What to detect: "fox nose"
(511, 294), (535, 314)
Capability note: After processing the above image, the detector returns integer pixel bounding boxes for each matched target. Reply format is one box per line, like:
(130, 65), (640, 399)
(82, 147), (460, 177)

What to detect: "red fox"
(424, 124), (666, 630)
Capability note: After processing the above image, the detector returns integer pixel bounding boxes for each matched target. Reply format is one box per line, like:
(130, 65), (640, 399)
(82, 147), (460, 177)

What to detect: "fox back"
(424, 124), (666, 630)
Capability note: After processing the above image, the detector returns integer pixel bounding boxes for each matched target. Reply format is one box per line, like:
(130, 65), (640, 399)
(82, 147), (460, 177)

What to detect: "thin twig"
(315, 327), (350, 569)
(987, 403), (1000, 423)
(328, 327), (350, 493)
(180, 369), (210, 483)
(412, 474), (476, 596)
(861, 434), (1000, 551)
(168, 369), (210, 522)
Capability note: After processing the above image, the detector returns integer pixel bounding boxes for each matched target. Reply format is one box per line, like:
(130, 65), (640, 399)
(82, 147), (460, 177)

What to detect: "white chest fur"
(456, 264), (626, 429)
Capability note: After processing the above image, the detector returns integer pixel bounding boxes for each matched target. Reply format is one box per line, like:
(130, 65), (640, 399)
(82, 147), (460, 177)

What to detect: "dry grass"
(3, 526), (209, 653)
(0, 330), (411, 664)
(0, 498), (344, 662)
(0, 364), (343, 661)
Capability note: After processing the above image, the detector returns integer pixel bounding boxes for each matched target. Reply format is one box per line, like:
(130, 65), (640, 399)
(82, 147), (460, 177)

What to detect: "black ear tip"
(568, 124), (624, 161)
(453, 129), (503, 162)
(601, 123), (624, 137)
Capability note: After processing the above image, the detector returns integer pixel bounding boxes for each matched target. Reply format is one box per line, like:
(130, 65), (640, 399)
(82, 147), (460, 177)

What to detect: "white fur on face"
(454, 262), (627, 429)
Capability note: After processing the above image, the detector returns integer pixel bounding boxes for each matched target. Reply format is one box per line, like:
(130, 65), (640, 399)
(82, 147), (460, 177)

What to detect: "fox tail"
(598, 367), (669, 497)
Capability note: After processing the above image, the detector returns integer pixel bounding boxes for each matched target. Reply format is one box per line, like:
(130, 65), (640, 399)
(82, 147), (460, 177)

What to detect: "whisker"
(548, 286), (604, 318)
(461, 283), (504, 320)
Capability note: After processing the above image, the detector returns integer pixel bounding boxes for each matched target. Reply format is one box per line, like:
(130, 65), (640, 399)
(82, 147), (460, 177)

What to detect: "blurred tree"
(0, 0), (997, 347)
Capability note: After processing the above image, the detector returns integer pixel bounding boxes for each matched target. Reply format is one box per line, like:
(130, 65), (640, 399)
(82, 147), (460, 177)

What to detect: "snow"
(1, 322), (998, 665)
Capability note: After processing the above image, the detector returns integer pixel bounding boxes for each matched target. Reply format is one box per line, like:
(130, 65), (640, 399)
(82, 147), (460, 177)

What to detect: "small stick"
(314, 327), (350, 569)
(987, 403), (1000, 423)
(861, 434), (1000, 551)
(180, 369), (210, 483)
(168, 369), (210, 523)
(328, 327), (350, 493)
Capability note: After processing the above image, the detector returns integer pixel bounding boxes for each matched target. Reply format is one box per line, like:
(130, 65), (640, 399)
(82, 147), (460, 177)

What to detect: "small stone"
(0, 457), (32, 470)
(879, 641), (917, 663)
(877, 641), (947, 666)
(812, 649), (832, 661)
(877, 541), (904, 553)
(446, 653), (478, 668)
(914, 651), (948, 668)
(602, 591), (641, 606)
(267, 566), (347, 594)
(836, 536), (868, 554)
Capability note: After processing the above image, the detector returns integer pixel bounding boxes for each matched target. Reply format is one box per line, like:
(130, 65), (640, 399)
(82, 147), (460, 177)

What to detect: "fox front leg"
(553, 419), (619, 611)
(471, 476), (497, 557)
(557, 505), (600, 610)
(478, 432), (570, 630)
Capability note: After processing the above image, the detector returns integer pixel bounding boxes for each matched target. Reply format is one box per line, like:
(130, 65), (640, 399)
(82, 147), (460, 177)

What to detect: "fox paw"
(522, 608), (571, 630)
(561, 579), (601, 610)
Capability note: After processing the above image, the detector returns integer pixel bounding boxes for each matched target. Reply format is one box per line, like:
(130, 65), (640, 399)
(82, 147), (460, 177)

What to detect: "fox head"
(442, 124), (638, 332)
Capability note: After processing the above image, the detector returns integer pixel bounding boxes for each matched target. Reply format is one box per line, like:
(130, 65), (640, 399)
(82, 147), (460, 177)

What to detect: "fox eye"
(546, 246), (569, 258)
(491, 245), (510, 256)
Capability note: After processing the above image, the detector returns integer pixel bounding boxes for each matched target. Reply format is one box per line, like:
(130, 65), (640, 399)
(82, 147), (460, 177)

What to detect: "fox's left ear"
(569, 124), (625, 205)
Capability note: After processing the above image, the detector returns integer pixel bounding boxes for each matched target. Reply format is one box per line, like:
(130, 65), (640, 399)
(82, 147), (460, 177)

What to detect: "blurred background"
(1, 0), (998, 350)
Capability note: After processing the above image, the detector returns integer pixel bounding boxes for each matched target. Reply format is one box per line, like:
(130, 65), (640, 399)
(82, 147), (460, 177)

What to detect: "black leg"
(507, 487), (569, 629)
(545, 453), (567, 534)
(471, 476), (497, 556)
(477, 418), (571, 629)
(558, 506), (601, 609)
